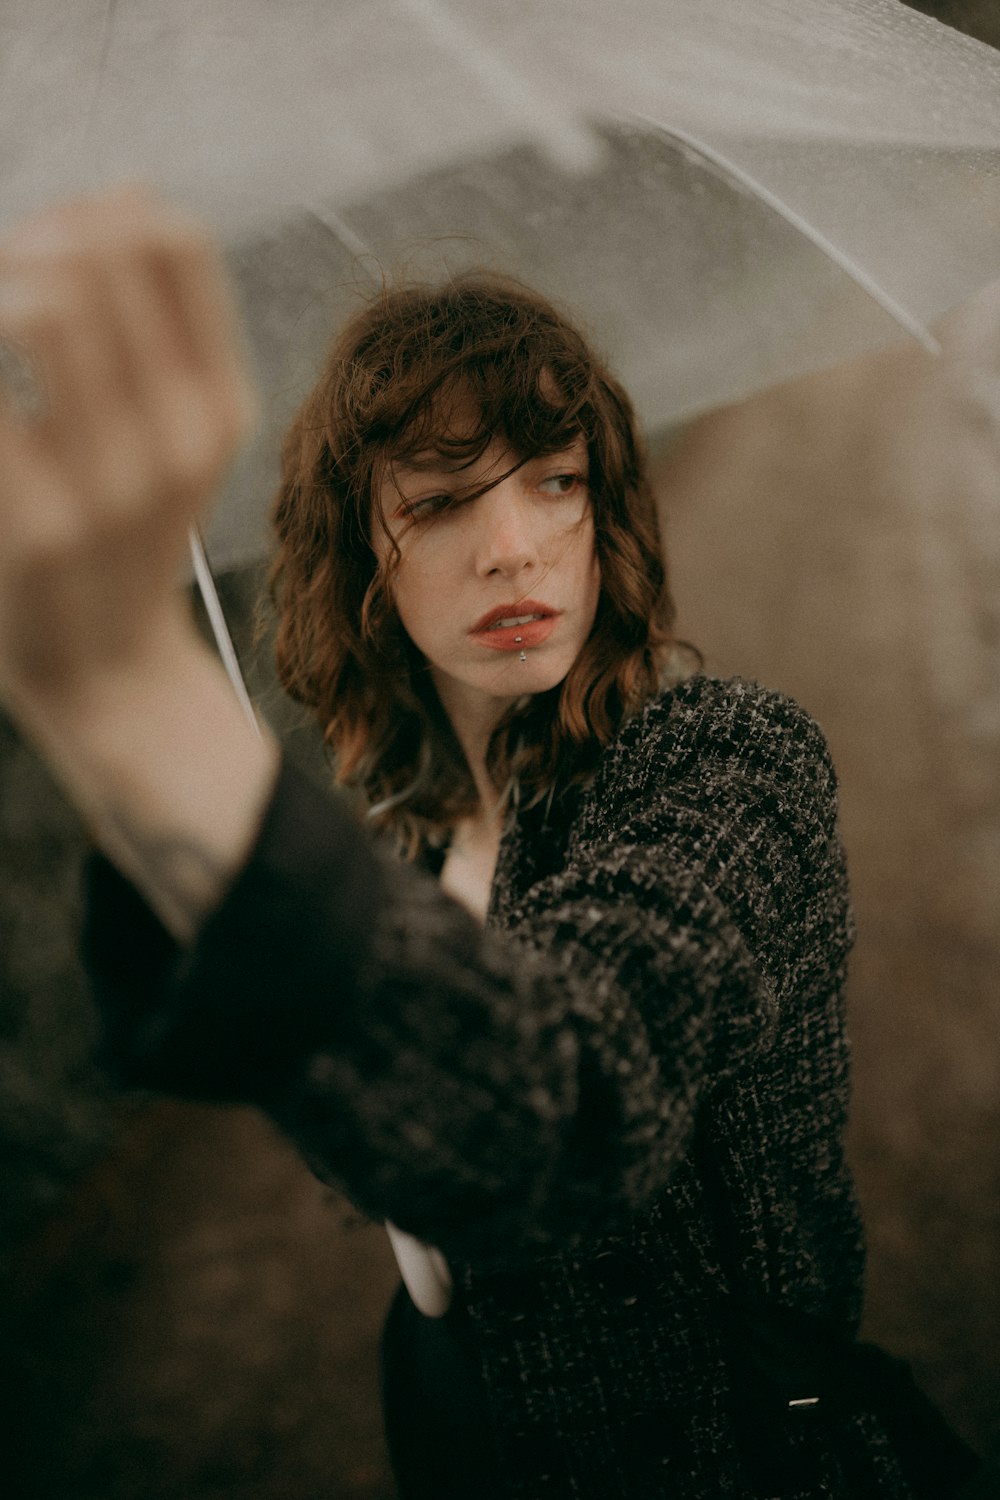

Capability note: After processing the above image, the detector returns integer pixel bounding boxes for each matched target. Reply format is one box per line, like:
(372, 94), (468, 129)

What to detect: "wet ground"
(2, 287), (998, 1497)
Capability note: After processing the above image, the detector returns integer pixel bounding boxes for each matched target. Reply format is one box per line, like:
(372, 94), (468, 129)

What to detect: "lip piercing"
(514, 635), (523, 644)
(519, 650), (527, 663)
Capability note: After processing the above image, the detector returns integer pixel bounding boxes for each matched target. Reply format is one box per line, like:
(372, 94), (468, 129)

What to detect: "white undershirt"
(385, 1219), (454, 1317)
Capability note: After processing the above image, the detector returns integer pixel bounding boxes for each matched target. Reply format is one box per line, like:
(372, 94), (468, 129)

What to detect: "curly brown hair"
(268, 272), (694, 857)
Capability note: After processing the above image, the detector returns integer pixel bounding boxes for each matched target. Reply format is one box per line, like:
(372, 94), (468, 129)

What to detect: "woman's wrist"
(14, 624), (281, 943)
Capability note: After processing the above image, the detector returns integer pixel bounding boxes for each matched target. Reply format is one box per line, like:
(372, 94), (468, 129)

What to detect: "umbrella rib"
(635, 113), (942, 357)
(188, 526), (262, 739)
(189, 210), (376, 748)
(304, 208), (375, 264)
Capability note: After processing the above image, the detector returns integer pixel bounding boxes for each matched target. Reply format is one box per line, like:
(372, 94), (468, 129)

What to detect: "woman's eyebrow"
(528, 442), (589, 468)
(393, 454), (474, 479)
(393, 438), (586, 487)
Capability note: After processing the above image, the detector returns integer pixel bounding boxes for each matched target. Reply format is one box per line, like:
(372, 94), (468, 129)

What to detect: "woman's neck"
(431, 669), (515, 824)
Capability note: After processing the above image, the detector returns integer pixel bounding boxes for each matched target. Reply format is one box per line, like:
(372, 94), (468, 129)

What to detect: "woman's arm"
(87, 678), (853, 1264)
(0, 188), (279, 940)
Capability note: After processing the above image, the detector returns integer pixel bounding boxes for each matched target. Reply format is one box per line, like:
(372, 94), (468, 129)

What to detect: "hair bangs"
(385, 356), (587, 479)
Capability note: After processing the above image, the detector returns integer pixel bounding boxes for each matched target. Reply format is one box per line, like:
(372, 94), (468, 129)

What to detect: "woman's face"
(375, 422), (601, 726)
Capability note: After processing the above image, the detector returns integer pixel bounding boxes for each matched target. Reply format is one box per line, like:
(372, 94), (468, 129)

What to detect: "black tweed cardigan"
(84, 675), (914, 1498)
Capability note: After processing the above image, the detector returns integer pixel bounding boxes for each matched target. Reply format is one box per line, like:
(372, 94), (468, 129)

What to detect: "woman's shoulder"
(578, 674), (840, 830)
(633, 673), (833, 753)
(644, 672), (833, 741)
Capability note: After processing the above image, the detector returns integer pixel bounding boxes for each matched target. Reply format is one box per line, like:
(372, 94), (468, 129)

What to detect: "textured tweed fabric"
(84, 675), (916, 1498)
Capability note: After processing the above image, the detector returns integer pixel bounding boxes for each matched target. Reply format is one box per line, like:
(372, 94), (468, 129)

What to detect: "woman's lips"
(471, 611), (559, 652)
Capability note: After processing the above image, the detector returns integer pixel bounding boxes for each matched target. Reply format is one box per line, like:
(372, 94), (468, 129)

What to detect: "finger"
(106, 220), (259, 488)
(85, 196), (260, 502)
(0, 386), (73, 557)
(100, 192), (259, 437)
(1, 188), (255, 513)
(3, 185), (256, 431)
(0, 198), (148, 481)
(0, 273), (112, 473)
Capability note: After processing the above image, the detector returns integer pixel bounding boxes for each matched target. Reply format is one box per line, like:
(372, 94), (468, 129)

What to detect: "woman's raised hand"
(0, 187), (277, 941)
(0, 185), (258, 713)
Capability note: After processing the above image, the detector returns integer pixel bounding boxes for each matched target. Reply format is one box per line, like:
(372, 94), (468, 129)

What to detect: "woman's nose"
(473, 485), (538, 578)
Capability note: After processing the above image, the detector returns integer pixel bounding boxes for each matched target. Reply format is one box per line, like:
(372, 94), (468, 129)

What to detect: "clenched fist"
(0, 184), (258, 709)
(0, 187), (276, 941)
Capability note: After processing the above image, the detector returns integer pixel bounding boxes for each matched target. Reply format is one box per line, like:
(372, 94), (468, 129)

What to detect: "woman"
(0, 188), (959, 1499)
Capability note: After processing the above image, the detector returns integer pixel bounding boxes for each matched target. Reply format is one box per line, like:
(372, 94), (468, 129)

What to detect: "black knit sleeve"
(83, 677), (852, 1263)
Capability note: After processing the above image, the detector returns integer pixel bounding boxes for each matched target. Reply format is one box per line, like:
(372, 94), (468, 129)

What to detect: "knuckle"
(175, 386), (250, 477)
(146, 216), (217, 276)
(96, 438), (150, 512)
(161, 410), (225, 492)
(167, 444), (214, 494)
(168, 221), (214, 262)
(81, 388), (240, 509)
(1, 187), (213, 277)
(0, 258), (104, 363)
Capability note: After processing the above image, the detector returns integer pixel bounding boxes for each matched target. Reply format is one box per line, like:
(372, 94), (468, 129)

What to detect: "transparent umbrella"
(2, 0), (1000, 572)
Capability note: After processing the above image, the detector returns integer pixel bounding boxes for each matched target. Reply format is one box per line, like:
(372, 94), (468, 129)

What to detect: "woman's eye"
(399, 493), (450, 520)
(538, 472), (585, 496)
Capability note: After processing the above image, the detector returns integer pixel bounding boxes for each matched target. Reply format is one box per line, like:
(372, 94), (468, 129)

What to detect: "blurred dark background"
(903, 0), (1000, 48)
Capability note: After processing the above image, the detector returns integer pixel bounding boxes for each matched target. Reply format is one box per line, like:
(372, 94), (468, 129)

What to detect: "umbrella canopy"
(1, 0), (1000, 568)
